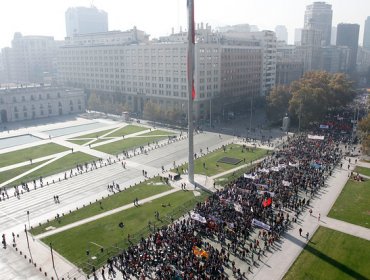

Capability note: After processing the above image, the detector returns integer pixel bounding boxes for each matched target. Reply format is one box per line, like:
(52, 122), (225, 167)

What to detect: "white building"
(1, 33), (58, 84)
(0, 84), (86, 123)
(57, 27), (263, 121)
(65, 6), (108, 37)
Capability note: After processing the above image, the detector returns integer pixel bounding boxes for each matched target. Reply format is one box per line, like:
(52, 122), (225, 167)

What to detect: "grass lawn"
(0, 160), (48, 185)
(354, 166), (370, 177)
(95, 135), (168, 155)
(42, 190), (207, 272)
(71, 128), (116, 139)
(11, 152), (98, 186)
(0, 143), (68, 168)
(67, 139), (92, 146)
(214, 164), (256, 186)
(328, 179), (370, 228)
(174, 144), (267, 177)
(284, 227), (370, 280)
(139, 130), (176, 136)
(30, 178), (172, 235)
(107, 125), (148, 137)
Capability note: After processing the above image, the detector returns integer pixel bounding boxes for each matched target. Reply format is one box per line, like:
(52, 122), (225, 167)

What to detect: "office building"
(57, 26), (265, 121)
(363, 16), (370, 50)
(275, 25), (288, 43)
(336, 23), (360, 72)
(304, 2), (332, 46)
(65, 6), (108, 37)
(1, 33), (58, 83)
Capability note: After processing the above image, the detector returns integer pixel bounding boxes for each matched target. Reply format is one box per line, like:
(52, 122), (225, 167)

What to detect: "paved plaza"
(0, 116), (369, 280)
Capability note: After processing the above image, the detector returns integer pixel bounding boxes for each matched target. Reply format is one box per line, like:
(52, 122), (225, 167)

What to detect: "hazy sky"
(0, 0), (369, 48)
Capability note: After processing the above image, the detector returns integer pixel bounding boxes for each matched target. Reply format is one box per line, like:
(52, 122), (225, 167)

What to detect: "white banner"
(282, 180), (291, 187)
(308, 134), (325, 140)
(244, 173), (258, 179)
(191, 213), (207, 223)
(234, 203), (243, 213)
(252, 219), (271, 231)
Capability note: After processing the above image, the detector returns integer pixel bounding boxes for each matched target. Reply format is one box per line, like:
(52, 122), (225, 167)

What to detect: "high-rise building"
(363, 16), (370, 50)
(1, 33), (58, 83)
(304, 2), (332, 46)
(336, 23), (360, 72)
(275, 25), (288, 43)
(65, 6), (108, 37)
(331, 26), (337, 45)
(294, 28), (302, 45)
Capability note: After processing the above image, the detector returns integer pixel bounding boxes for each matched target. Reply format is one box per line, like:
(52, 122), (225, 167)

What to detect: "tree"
(288, 71), (355, 128)
(358, 113), (370, 155)
(87, 92), (100, 111)
(266, 85), (292, 123)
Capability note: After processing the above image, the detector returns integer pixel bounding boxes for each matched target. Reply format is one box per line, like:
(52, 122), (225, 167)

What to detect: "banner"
(320, 124), (329, 129)
(282, 180), (291, 187)
(259, 168), (270, 173)
(289, 162), (299, 167)
(257, 190), (275, 197)
(251, 219), (271, 231)
(255, 183), (269, 190)
(308, 134), (325, 140)
(191, 213), (207, 223)
(244, 173), (258, 180)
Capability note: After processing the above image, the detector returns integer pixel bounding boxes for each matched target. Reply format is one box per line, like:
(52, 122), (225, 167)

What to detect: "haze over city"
(0, 0), (369, 48)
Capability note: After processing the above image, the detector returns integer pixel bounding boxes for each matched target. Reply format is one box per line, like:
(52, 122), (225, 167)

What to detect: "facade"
(276, 44), (304, 85)
(304, 2), (333, 46)
(65, 6), (108, 37)
(0, 85), (85, 123)
(1, 33), (58, 83)
(275, 25), (288, 43)
(320, 46), (350, 73)
(57, 27), (264, 121)
(294, 28), (302, 46)
(363, 17), (370, 50)
(298, 29), (323, 72)
(336, 23), (360, 73)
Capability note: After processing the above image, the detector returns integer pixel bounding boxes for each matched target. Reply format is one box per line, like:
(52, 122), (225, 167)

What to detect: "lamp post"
(24, 224), (33, 263)
(26, 210), (30, 230)
(249, 93), (254, 132)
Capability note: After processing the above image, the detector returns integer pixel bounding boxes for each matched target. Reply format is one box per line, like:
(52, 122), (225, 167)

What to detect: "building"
(336, 23), (360, 73)
(320, 46), (350, 73)
(275, 25), (288, 43)
(331, 26), (337, 45)
(297, 29), (323, 72)
(0, 84), (86, 123)
(65, 6), (108, 37)
(276, 44), (303, 85)
(57, 26), (264, 122)
(363, 16), (370, 50)
(294, 28), (302, 46)
(304, 2), (332, 46)
(1, 33), (58, 84)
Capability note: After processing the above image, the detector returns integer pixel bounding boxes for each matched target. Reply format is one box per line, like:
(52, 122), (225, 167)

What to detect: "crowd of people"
(98, 119), (352, 279)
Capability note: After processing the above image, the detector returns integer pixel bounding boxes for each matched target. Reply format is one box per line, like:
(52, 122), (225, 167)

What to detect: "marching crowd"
(99, 117), (352, 279)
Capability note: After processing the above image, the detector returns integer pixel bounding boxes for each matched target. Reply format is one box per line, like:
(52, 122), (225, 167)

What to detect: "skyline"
(0, 0), (369, 48)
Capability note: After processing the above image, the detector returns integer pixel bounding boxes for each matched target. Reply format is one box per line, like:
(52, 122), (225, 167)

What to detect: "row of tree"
(266, 71), (355, 128)
(87, 92), (130, 115)
(142, 101), (184, 124)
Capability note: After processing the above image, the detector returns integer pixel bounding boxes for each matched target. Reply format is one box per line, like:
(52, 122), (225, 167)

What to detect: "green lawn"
(328, 179), (370, 229)
(284, 227), (370, 280)
(107, 125), (148, 137)
(174, 144), (267, 177)
(354, 166), (370, 177)
(95, 135), (168, 155)
(30, 178), (172, 235)
(10, 152), (98, 186)
(0, 160), (48, 185)
(42, 190), (207, 272)
(67, 139), (92, 146)
(214, 164), (256, 186)
(0, 143), (68, 168)
(71, 128), (116, 139)
(139, 130), (176, 137)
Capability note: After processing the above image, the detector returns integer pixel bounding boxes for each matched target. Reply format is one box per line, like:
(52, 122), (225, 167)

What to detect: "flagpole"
(187, 0), (195, 184)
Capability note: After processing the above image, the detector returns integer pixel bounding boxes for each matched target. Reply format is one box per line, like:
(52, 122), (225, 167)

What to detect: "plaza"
(0, 113), (369, 280)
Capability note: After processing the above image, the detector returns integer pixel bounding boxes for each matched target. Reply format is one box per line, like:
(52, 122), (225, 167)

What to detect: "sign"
(251, 219), (271, 231)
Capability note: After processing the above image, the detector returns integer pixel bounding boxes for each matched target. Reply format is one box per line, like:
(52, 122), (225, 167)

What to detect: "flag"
(262, 197), (272, 208)
(192, 246), (209, 259)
